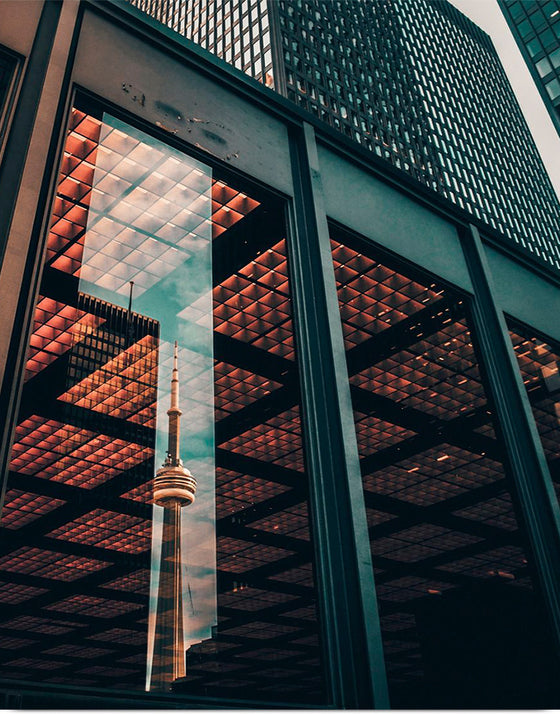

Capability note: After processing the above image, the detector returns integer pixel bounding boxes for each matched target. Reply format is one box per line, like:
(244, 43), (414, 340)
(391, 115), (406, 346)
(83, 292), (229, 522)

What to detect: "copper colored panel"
(1, 490), (65, 529)
(220, 407), (304, 471)
(0, 547), (109, 581)
(49, 508), (151, 553)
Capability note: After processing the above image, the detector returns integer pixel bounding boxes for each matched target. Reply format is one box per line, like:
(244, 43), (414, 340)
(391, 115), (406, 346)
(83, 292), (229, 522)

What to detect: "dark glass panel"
(508, 321), (560, 498)
(330, 227), (560, 709)
(0, 46), (17, 144)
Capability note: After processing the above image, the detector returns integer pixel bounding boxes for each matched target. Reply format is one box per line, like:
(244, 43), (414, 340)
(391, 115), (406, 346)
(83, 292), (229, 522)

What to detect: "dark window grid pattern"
(130, 0), (187, 35)
(277, 0), (560, 269)
(183, 0), (273, 83)
(399, 0), (560, 269)
(504, 0), (560, 47)
(278, 0), (442, 188)
(503, 0), (560, 111)
(133, 0), (284, 90)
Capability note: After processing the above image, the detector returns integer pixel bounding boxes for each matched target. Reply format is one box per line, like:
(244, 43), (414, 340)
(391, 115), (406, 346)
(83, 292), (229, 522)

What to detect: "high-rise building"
(128, 0), (560, 272)
(499, 0), (560, 136)
(132, 0), (276, 85)
(3, 0), (560, 710)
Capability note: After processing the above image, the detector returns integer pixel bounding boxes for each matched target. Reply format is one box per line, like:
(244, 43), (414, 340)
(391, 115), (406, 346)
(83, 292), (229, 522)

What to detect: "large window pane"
(0, 100), (326, 706)
(330, 227), (559, 709)
(508, 321), (560, 501)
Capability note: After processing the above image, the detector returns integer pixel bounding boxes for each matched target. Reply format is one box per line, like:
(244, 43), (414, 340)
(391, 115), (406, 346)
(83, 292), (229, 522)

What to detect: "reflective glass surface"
(330, 227), (559, 709)
(508, 322), (560, 495)
(278, 0), (560, 269)
(0, 102), (326, 705)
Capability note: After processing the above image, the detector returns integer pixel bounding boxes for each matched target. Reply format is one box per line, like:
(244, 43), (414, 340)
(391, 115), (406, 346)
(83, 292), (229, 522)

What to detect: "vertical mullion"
(0, 0), (62, 270)
(462, 222), (560, 656)
(287, 120), (389, 709)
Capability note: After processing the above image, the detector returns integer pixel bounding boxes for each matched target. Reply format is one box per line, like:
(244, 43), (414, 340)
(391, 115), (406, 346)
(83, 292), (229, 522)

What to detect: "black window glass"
(0, 45), (17, 145)
(329, 226), (560, 709)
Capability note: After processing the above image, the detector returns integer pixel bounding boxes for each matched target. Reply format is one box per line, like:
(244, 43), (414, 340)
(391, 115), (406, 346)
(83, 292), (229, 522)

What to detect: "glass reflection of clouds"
(77, 114), (216, 691)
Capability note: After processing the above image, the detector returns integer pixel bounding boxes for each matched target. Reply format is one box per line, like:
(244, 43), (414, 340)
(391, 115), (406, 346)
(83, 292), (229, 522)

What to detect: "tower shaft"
(167, 340), (182, 466)
(150, 501), (186, 689)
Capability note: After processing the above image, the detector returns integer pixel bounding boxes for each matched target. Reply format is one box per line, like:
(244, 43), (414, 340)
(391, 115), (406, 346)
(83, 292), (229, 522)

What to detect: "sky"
(447, 0), (560, 199)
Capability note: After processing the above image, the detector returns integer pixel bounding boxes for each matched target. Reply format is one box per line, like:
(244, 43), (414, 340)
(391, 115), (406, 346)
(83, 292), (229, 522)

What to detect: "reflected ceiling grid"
(48, 110), (260, 298)
(331, 235), (532, 683)
(509, 326), (560, 463)
(0, 108), (324, 699)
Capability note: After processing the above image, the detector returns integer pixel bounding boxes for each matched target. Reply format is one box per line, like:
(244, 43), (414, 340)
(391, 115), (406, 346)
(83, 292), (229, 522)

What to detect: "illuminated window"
(331, 226), (559, 708)
(0, 99), (326, 705)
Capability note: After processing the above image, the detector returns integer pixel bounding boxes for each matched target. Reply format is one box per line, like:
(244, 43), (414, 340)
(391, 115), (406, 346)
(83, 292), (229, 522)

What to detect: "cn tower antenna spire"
(167, 341), (182, 467)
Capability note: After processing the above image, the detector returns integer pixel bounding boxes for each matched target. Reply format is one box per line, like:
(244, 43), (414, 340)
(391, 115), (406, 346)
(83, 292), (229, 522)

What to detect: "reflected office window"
(0, 98), (326, 706)
(330, 227), (560, 709)
(507, 321), (560, 497)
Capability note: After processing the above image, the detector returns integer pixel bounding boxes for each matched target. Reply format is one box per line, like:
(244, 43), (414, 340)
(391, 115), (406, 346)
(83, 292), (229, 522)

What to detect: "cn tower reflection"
(148, 341), (197, 691)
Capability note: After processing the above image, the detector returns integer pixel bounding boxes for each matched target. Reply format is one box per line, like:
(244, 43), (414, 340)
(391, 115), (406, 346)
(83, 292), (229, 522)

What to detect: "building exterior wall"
(278, 0), (560, 270)
(129, 0), (275, 85)
(499, 0), (560, 136)
(73, 9), (293, 193)
(127, 0), (560, 272)
(0, 1), (560, 710)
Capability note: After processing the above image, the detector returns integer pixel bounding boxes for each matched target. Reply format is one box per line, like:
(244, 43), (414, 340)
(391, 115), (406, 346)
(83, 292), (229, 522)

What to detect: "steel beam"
(287, 120), (389, 708)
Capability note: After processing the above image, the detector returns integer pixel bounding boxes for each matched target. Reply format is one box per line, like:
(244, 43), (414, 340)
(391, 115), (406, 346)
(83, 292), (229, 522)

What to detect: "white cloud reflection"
(79, 113), (217, 691)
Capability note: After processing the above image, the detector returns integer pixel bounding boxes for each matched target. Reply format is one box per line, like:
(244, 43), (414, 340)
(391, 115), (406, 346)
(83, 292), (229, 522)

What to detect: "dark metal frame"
(0, 43), (23, 159)
(287, 121), (389, 708)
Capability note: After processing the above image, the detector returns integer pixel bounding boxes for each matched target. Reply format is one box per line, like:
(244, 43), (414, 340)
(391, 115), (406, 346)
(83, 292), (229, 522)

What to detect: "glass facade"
(279, 0), (442, 189)
(2, 1), (560, 710)
(508, 321), (560, 496)
(184, 0), (274, 85)
(130, 0), (275, 85)
(330, 226), (560, 708)
(278, 0), (560, 270)
(128, 0), (188, 35)
(500, 0), (560, 132)
(0, 98), (326, 705)
(127, 0), (560, 272)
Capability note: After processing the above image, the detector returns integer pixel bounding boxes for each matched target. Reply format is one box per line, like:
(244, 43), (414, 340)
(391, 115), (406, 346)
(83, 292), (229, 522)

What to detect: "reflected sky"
(78, 114), (216, 690)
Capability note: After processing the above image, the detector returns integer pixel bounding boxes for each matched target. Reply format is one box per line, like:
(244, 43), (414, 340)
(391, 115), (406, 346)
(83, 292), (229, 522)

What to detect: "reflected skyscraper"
(149, 342), (197, 691)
